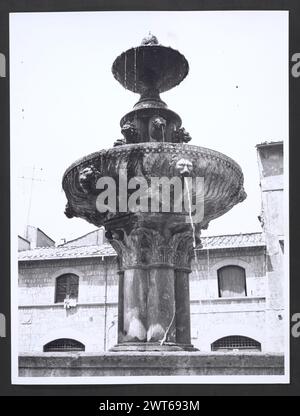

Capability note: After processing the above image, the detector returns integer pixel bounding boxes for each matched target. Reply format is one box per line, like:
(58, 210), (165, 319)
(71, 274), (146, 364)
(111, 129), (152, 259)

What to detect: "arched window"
(43, 338), (85, 352)
(217, 265), (247, 298)
(211, 336), (261, 352)
(55, 274), (79, 303)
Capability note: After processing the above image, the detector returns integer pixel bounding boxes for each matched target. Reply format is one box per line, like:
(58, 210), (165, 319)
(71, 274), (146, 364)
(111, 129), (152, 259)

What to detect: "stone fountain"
(62, 34), (246, 353)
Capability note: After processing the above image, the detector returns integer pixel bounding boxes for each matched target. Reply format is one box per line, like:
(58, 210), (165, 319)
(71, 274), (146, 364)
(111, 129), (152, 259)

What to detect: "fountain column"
(106, 220), (197, 351)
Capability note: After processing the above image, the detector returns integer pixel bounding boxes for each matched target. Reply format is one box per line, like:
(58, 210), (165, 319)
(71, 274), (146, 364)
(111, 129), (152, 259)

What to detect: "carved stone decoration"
(103, 216), (201, 350)
(121, 121), (139, 144)
(175, 158), (193, 176)
(141, 32), (159, 46)
(64, 202), (74, 219)
(149, 116), (167, 142)
(78, 165), (99, 194)
(113, 138), (126, 147)
(62, 35), (247, 352)
(172, 127), (192, 143)
(106, 226), (151, 269)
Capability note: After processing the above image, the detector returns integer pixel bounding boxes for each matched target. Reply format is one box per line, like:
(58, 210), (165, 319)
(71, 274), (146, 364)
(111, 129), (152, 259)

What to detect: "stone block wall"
(18, 243), (280, 354)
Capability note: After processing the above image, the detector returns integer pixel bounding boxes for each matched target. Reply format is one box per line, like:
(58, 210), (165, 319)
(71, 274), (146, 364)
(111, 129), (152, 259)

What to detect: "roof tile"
(18, 232), (265, 261)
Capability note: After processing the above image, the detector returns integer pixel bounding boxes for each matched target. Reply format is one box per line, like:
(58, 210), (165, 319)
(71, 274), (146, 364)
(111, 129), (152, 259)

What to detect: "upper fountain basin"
(112, 45), (189, 95)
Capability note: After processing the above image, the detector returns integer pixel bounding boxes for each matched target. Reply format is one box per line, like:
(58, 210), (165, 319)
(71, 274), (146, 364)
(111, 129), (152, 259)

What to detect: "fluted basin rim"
(62, 143), (244, 186)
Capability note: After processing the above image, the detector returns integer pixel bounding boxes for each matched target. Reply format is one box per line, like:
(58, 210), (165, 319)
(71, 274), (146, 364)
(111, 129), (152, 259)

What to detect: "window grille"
(43, 338), (85, 352)
(211, 335), (261, 351)
(55, 274), (79, 303)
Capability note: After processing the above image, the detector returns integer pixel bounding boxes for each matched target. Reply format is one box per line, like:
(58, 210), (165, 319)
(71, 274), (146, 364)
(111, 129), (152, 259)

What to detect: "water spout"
(161, 125), (165, 143)
(184, 176), (197, 249)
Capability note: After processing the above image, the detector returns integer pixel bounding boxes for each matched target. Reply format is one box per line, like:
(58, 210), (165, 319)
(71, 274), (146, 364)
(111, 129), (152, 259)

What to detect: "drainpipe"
(103, 256), (108, 351)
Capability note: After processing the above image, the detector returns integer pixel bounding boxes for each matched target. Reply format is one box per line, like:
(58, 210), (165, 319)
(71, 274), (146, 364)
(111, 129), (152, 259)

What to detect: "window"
(211, 336), (261, 352)
(217, 265), (247, 298)
(43, 338), (85, 352)
(55, 274), (79, 303)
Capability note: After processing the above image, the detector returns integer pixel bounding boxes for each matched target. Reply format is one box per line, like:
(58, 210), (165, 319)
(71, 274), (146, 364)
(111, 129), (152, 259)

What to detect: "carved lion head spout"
(172, 127), (192, 143)
(121, 121), (139, 144)
(78, 166), (97, 193)
(149, 115), (167, 142)
(175, 158), (193, 176)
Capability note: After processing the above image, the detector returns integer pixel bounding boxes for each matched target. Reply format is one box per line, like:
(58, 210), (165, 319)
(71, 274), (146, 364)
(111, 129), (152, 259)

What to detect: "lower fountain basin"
(62, 142), (246, 229)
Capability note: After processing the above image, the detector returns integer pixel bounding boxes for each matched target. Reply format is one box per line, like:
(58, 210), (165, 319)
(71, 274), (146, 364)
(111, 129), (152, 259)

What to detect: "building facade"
(18, 229), (276, 353)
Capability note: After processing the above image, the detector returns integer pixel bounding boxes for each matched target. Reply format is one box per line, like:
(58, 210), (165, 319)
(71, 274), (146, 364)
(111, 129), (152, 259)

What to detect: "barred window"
(43, 338), (85, 352)
(217, 265), (247, 298)
(55, 274), (79, 303)
(211, 336), (261, 352)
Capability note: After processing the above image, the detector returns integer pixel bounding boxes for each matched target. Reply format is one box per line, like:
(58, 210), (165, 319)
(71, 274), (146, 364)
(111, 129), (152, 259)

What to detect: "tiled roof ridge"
(20, 233), (263, 249)
(61, 231), (263, 246)
(18, 232), (265, 261)
(201, 231), (262, 238)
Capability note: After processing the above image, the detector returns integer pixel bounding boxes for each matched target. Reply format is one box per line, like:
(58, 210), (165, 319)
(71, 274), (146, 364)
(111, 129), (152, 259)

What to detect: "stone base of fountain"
(109, 342), (198, 352)
(19, 352), (285, 377)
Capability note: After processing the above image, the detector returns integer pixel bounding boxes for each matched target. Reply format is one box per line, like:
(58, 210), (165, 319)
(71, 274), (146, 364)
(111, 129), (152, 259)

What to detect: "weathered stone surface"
(147, 267), (175, 342)
(112, 41), (189, 95)
(19, 353), (284, 377)
(62, 143), (246, 228)
(256, 142), (284, 353)
(105, 221), (197, 350)
(122, 268), (148, 342)
(175, 270), (191, 345)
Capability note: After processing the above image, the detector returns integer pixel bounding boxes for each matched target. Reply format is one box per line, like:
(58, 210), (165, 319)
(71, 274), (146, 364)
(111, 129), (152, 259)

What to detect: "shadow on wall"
(0, 53), (6, 78)
(0, 313), (6, 338)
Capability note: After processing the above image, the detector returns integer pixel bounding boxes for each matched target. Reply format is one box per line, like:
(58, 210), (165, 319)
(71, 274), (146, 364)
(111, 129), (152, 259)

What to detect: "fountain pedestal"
(105, 214), (197, 351)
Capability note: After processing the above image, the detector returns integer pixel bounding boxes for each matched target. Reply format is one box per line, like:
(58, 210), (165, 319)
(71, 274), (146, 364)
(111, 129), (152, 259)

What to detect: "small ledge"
(19, 301), (118, 309)
(191, 297), (266, 304)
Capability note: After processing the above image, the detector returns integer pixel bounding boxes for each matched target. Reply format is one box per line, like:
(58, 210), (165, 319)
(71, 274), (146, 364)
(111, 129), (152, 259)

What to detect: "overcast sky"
(10, 11), (288, 243)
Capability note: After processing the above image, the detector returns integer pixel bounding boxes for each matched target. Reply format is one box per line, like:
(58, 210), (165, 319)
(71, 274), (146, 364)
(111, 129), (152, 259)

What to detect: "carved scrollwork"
(171, 231), (199, 270)
(105, 226), (152, 269)
(105, 221), (201, 271)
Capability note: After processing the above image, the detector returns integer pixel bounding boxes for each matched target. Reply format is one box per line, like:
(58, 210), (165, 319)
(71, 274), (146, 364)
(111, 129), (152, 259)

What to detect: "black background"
(0, 0), (299, 397)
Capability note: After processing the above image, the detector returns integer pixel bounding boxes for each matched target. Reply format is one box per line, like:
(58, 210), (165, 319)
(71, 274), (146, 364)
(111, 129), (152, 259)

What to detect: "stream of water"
(184, 176), (197, 249)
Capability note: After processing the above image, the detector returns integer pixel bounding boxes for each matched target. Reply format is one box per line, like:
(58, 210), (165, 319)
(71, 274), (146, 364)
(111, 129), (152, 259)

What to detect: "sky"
(10, 11), (288, 243)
